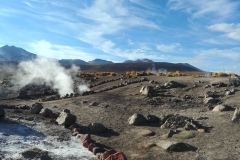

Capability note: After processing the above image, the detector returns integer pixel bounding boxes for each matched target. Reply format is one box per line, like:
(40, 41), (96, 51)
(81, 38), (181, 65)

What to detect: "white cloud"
(128, 39), (134, 45)
(168, 0), (239, 19)
(129, 0), (161, 11)
(23, 1), (33, 8)
(27, 40), (94, 60)
(208, 23), (240, 41)
(156, 43), (181, 52)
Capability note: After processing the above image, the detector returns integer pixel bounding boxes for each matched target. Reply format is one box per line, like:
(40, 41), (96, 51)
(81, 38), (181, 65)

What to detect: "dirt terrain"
(1, 73), (240, 160)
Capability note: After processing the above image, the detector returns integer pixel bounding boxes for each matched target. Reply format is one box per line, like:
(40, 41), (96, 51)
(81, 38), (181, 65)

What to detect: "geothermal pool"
(0, 119), (95, 160)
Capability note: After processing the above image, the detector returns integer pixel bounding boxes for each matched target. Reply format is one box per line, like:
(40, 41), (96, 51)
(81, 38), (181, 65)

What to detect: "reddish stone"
(80, 134), (91, 143)
(83, 140), (91, 148)
(96, 153), (102, 160)
(105, 152), (127, 160)
(88, 143), (96, 152)
(102, 149), (117, 160)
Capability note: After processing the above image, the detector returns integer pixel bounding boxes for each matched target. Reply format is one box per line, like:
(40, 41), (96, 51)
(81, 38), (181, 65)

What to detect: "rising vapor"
(13, 56), (89, 96)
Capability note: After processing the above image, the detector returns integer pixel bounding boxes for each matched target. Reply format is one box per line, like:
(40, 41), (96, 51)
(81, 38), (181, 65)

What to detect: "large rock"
(18, 90), (28, 99)
(229, 76), (240, 87)
(56, 111), (76, 127)
(232, 108), (240, 122)
(147, 114), (159, 123)
(140, 86), (154, 96)
(161, 115), (192, 129)
(156, 140), (197, 152)
(128, 113), (146, 125)
(39, 108), (53, 117)
(88, 123), (107, 133)
(205, 91), (215, 98)
(212, 105), (227, 112)
(21, 148), (50, 160)
(164, 81), (179, 88)
(204, 97), (216, 104)
(105, 152), (127, 160)
(0, 106), (5, 118)
(30, 103), (43, 114)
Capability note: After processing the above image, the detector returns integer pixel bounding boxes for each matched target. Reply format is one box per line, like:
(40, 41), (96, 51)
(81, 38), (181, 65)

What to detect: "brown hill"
(69, 62), (201, 73)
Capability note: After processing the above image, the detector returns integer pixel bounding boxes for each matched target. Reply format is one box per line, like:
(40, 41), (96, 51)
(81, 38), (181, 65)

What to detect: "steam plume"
(13, 56), (89, 96)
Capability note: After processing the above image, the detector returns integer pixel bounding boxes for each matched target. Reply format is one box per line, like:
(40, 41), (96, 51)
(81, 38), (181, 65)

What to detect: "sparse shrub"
(158, 72), (163, 76)
(126, 71), (131, 75)
(211, 72), (218, 77)
(218, 72), (228, 77)
(166, 72), (174, 77)
(175, 71), (181, 76)
(228, 72), (236, 77)
(130, 71), (137, 76)
(191, 74), (198, 78)
(110, 72), (116, 76)
(145, 71), (152, 76)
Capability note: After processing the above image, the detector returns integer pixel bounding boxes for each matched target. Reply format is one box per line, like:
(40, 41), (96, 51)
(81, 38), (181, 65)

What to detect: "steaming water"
(0, 119), (95, 159)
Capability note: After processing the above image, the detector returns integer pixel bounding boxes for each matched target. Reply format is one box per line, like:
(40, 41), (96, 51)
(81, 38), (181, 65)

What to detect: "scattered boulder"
(146, 114), (159, 123)
(30, 103), (43, 114)
(229, 76), (240, 87)
(212, 105), (227, 112)
(21, 148), (50, 160)
(205, 91), (215, 98)
(88, 123), (107, 133)
(39, 108), (53, 117)
(164, 81), (180, 88)
(56, 111), (76, 127)
(156, 140), (197, 152)
(128, 113), (146, 125)
(232, 108), (240, 122)
(62, 109), (70, 113)
(225, 91), (232, 96)
(211, 82), (226, 87)
(204, 97), (216, 104)
(18, 90), (28, 99)
(140, 86), (154, 96)
(0, 106), (5, 118)
(89, 102), (98, 106)
(161, 115), (195, 129)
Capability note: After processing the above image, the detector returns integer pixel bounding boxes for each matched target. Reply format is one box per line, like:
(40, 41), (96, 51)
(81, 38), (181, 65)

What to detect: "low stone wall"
(0, 104), (127, 160)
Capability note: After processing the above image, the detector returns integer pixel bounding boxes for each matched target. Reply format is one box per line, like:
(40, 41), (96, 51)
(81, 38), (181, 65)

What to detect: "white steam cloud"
(13, 57), (89, 96)
(147, 63), (167, 75)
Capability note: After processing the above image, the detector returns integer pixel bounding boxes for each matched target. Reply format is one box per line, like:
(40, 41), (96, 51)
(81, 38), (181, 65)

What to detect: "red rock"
(105, 152), (127, 160)
(102, 149), (117, 160)
(83, 140), (91, 148)
(80, 134), (91, 143)
(96, 153), (102, 160)
(88, 143), (96, 152)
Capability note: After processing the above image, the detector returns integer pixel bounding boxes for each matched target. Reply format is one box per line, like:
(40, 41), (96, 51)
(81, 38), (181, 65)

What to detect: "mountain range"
(0, 45), (201, 71)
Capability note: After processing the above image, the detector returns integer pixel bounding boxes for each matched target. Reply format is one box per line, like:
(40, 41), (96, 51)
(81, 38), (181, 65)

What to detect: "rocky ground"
(1, 74), (240, 160)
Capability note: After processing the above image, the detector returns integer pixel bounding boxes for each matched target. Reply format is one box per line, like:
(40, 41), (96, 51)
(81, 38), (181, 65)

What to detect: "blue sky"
(0, 0), (240, 72)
